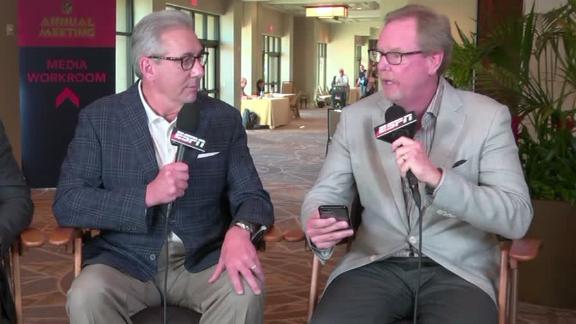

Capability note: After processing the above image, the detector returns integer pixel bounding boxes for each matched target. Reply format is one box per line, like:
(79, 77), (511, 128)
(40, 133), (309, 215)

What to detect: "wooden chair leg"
(74, 235), (82, 277)
(11, 243), (23, 324)
(308, 255), (321, 323)
(509, 259), (519, 324)
(498, 243), (509, 324)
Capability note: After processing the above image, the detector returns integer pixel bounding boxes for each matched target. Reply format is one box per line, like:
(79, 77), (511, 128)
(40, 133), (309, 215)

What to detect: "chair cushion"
(131, 306), (201, 324)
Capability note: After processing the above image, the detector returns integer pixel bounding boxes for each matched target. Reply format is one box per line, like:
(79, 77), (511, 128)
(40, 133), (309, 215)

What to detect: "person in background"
(356, 64), (368, 97)
(364, 64), (378, 98)
(255, 79), (265, 97)
(331, 68), (350, 108)
(0, 119), (33, 324)
(240, 77), (249, 98)
(301, 4), (532, 324)
(54, 10), (273, 324)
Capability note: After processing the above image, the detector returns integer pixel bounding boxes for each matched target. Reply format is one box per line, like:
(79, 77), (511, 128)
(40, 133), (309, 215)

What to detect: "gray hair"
(131, 10), (194, 78)
(385, 5), (453, 75)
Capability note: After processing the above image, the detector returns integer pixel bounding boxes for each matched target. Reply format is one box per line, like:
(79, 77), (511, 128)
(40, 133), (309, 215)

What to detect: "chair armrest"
(49, 227), (80, 246)
(19, 228), (45, 248)
(20, 227), (46, 247)
(263, 225), (283, 242)
(283, 227), (305, 242)
(509, 238), (541, 262)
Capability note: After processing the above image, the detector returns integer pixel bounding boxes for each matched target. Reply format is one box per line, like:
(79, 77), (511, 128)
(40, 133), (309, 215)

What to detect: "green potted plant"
(447, 1), (576, 308)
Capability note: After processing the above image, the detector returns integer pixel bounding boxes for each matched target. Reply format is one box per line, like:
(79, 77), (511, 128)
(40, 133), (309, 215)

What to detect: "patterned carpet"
(19, 108), (576, 323)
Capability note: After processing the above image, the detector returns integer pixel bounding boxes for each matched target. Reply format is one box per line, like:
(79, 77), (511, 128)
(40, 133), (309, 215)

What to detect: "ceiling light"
(305, 5), (348, 18)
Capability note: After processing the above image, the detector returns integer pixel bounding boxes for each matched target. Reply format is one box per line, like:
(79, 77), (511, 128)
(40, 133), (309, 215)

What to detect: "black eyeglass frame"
(368, 49), (423, 65)
(147, 51), (209, 71)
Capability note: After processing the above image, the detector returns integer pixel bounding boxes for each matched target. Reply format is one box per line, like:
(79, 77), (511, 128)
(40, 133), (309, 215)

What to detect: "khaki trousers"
(66, 242), (264, 324)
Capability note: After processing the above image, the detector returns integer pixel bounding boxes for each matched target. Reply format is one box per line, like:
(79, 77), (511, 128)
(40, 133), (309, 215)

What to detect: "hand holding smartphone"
(318, 205), (351, 226)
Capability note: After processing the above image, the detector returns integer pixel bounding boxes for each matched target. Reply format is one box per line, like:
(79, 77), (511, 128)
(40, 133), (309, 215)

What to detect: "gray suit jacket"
(301, 80), (533, 302)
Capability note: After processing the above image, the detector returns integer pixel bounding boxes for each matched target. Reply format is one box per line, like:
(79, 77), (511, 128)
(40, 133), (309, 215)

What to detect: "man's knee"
(224, 287), (264, 311)
(67, 271), (114, 314)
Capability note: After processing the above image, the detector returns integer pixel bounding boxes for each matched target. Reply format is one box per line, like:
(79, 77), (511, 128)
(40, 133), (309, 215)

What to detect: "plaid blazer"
(53, 84), (273, 281)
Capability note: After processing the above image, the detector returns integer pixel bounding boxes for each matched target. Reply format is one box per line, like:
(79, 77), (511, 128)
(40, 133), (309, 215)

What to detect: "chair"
(289, 91), (302, 118)
(305, 235), (540, 324)
(315, 87), (331, 108)
(325, 107), (342, 155)
(281, 81), (294, 94)
(49, 227), (201, 324)
(5, 228), (45, 324)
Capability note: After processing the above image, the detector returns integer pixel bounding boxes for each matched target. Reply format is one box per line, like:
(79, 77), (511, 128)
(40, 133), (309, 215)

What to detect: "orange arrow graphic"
(56, 87), (79, 108)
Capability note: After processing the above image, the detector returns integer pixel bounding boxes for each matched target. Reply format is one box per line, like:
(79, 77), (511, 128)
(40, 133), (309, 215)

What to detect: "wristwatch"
(233, 221), (267, 245)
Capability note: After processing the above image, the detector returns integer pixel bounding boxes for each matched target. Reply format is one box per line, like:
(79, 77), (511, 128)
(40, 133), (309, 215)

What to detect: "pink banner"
(18, 0), (115, 47)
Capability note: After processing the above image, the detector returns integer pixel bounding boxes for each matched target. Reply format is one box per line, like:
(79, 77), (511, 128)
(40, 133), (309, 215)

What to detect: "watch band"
(233, 221), (267, 245)
(233, 221), (257, 234)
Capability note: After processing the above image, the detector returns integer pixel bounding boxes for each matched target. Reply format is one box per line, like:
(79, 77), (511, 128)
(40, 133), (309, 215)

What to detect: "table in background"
(241, 97), (291, 129)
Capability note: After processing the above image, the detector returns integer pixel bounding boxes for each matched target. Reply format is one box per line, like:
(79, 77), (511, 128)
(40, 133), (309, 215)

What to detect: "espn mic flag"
(374, 104), (417, 143)
(171, 130), (206, 153)
(171, 102), (206, 155)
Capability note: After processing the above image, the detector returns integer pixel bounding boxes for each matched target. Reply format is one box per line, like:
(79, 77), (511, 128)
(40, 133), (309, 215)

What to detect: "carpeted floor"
(18, 108), (576, 323)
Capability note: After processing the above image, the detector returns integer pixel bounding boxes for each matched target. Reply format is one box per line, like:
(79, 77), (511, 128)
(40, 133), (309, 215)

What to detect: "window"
(116, 0), (134, 93)
(167, 5), (220, 98)
(263, 35), (281, 93)
(317, 43), (327, 90)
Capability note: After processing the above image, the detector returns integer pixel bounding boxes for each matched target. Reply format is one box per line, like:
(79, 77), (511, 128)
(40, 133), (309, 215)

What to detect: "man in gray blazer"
(301, 5), (532, 324)
(54, 10), (273, 324)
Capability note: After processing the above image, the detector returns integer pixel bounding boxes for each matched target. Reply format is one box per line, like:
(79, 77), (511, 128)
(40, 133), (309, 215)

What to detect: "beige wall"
(219, 1), (242, 108)
(240, 3), (293, 97)
(327, 21), (379, 90)
(293, 17), (318, 101)
(413, 0), (478, 41)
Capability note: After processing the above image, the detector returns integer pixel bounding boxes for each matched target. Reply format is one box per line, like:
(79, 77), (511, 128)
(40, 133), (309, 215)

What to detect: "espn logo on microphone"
(374, 112), (417, 139)
(171, 130), (206, 152)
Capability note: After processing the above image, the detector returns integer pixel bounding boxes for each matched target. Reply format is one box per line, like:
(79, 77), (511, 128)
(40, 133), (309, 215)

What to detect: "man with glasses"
(54, 10), (273, 324)
(302, 4), (531, 324)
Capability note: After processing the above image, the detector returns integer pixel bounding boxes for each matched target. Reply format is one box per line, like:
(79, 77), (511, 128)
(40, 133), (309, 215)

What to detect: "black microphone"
(165, 101), (204, 219)
(170, 101), (205, 156)
(374, 104), (419, 199)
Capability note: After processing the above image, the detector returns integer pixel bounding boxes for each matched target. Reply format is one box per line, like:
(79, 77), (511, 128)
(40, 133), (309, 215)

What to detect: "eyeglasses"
(148, 51), (209, 71)
(368, 49), (423, 65)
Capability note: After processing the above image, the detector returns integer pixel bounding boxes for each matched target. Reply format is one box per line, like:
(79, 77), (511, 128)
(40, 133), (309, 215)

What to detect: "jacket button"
(149, 254), (156, 261)
(408, 236), (418, 244)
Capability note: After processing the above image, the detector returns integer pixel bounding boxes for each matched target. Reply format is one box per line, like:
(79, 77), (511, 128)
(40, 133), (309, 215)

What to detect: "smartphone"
(318, 205), (351, 225)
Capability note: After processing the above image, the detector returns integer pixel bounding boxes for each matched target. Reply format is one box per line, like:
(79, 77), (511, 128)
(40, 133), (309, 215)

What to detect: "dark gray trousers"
(311, 257), (498, 324)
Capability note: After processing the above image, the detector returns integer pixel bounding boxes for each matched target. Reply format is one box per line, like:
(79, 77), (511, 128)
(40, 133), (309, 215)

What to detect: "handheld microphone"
(165, 102), (203, 219)
(374, 104), (419, 194)
(171, 102), (205, 156)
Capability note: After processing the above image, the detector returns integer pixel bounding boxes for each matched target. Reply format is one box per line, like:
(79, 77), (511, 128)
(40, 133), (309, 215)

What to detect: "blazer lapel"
(119, 86), (159, 183)
(181, 95), (210, 163)
(429, 84), (466, 170)
(371, 97), (407, 224)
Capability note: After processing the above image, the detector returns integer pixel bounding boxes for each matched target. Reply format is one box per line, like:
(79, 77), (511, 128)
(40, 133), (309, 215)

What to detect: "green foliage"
(447, 1), (576, 205)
